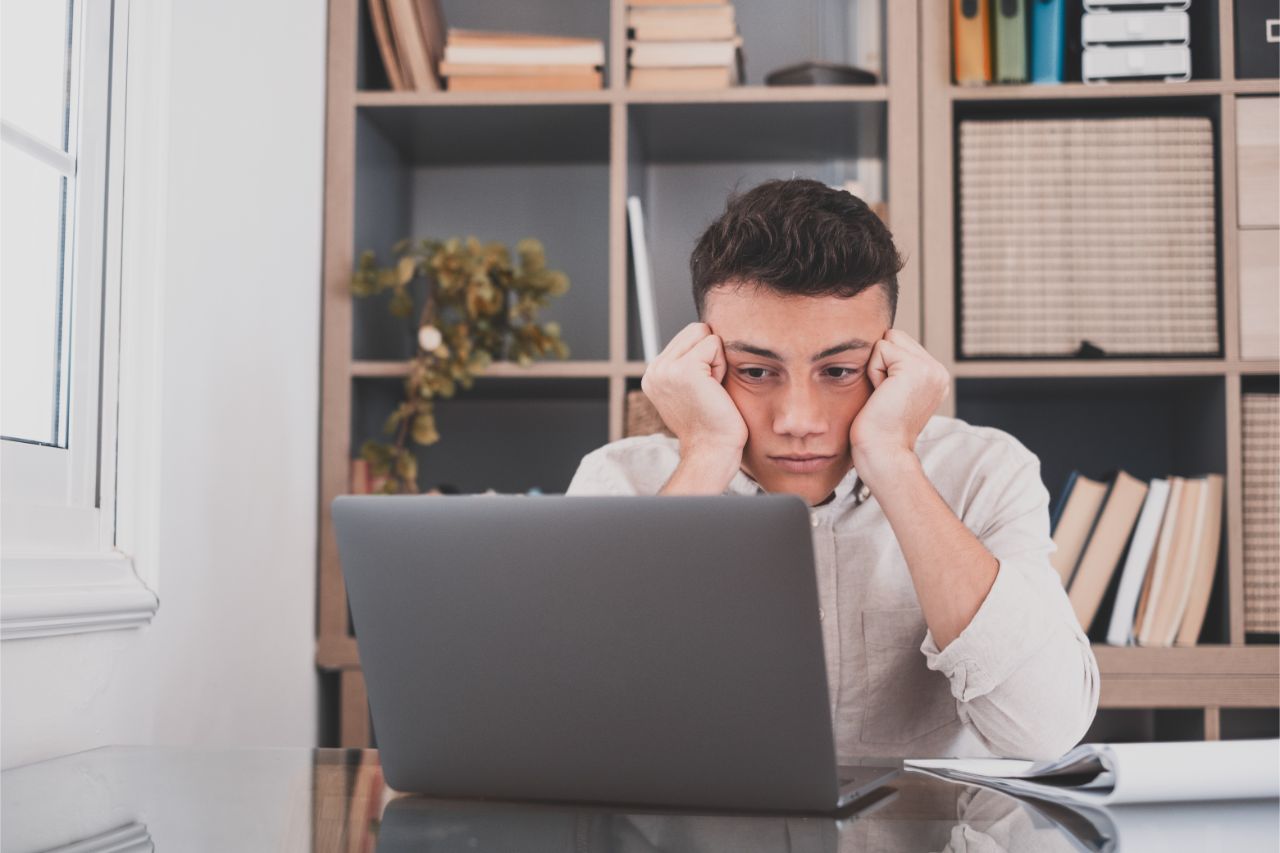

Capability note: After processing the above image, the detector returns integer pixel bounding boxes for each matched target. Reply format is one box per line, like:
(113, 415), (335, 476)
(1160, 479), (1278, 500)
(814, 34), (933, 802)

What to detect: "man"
(566, 178), (1100, 761)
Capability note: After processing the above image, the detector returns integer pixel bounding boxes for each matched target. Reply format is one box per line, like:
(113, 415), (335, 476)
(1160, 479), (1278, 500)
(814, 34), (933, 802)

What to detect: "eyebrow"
(724, 339), (872, 363)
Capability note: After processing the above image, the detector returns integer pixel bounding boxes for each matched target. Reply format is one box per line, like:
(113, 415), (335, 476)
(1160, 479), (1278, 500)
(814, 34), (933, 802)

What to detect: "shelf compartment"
(356, 0), (611, 93)
(955, 374), (1227, 517)
(653, 0), (887, 88)
(351, 376), (608, 495)
(957, 375), (1230, 645)
(630, 100), (882, 164)
(626, 99), (886, 357)
(351, 106), (610, 362)
(953, 96), (1224, 362)
(358, 103), (609, 165)
(947, 0), (1219, 87)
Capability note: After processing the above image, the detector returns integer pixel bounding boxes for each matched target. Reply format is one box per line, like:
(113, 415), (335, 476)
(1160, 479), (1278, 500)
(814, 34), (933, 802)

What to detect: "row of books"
(366, 0), (604, 92)
(627, 0), (744, 90)
(1052, 470), (1224, 646)
(368, 0), (445, 91)
(958, 115), (1218, 358)
(953, 0), (1195, 86)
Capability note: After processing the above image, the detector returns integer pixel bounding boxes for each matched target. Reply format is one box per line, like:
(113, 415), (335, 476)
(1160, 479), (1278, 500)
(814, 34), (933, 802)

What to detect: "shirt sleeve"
(918, 446), (1102, 761)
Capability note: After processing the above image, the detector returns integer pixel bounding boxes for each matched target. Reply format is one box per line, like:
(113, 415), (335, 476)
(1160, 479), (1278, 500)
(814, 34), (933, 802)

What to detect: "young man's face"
(702, 283), (892, 506)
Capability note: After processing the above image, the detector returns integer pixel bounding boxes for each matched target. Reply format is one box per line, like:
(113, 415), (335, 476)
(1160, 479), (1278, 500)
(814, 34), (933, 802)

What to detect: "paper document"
(905, 739), (1280, 806)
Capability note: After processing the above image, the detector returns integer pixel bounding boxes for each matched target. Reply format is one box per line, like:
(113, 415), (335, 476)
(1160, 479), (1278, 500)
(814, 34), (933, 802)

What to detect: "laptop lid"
(332, 494), (840, 812)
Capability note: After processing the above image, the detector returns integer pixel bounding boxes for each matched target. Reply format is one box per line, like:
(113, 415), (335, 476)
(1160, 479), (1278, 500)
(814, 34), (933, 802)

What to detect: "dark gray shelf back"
(353, 378), (609, 495)
(353, 108), (610, 361)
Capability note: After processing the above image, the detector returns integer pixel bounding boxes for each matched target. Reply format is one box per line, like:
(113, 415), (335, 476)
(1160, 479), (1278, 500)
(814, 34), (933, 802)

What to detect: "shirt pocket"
(859, 607), (958, 744)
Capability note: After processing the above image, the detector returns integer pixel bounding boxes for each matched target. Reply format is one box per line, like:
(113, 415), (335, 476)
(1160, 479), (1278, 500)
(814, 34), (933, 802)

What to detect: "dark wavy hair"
(690, 178), (904, 322)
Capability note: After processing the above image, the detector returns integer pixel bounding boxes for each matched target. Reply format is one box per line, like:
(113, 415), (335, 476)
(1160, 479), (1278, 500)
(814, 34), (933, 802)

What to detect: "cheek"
(835, 379), (874, 429)
(724, 382), (767, 427)
(725, 384), (782, 447)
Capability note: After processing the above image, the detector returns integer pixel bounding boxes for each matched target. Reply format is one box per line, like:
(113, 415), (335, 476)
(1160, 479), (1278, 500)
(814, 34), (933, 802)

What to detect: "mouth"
(769, 454), (836, 474)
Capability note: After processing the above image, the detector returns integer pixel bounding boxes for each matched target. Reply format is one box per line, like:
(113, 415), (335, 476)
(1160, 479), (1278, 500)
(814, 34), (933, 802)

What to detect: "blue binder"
(1030, 0), (1066, 83)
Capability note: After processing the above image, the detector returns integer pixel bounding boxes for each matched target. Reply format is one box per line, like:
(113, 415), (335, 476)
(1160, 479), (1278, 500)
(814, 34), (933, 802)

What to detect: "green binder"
(994, 0), (1029, 83)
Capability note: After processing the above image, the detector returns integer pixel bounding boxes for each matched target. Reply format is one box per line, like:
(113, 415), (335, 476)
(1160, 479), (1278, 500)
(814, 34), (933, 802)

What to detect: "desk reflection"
(2, 748), (1276, 852)
(371, 776), (1092, 853)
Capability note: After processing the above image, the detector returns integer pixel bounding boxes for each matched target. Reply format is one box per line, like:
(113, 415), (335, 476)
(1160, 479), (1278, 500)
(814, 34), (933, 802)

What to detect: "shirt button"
(818, 607), (825, 621)
(810, 514), (820, 528)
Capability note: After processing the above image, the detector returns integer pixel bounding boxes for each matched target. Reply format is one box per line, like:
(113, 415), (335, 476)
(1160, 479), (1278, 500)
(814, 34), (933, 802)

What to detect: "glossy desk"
(2, 747), (1276, 852)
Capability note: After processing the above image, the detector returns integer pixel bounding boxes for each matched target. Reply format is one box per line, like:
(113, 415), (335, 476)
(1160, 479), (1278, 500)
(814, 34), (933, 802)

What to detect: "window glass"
(1, 143), (71, 445)
(1, 0), (73, 151)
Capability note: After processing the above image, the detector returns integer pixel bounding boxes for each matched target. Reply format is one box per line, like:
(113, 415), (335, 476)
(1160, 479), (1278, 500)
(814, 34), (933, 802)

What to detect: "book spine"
(1029, 0), (1065, 83)
(952, 0), (992, 85)
(994, 0), (1029, 83)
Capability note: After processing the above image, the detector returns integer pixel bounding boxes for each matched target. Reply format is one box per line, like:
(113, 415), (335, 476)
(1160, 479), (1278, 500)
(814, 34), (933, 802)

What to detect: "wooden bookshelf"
(319, 0), (1278, 747)
(921, 0), (1279, 742)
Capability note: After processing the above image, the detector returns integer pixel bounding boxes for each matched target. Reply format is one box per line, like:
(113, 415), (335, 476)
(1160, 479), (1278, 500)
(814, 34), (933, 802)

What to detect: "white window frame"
(1, 0), (169, 640)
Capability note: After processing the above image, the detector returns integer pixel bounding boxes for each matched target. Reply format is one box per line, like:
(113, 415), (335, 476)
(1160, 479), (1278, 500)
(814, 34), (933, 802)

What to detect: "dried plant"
(351, 236), (570, 493)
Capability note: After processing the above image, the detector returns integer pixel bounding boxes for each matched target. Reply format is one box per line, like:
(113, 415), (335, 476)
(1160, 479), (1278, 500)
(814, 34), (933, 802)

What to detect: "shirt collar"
(725, 463), (870, 507)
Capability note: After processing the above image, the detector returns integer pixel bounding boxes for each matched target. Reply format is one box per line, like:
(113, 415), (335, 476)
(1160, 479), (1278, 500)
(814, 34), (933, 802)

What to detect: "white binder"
(1083, 44), (1191, 82)
(1083, 11), (1190, 45)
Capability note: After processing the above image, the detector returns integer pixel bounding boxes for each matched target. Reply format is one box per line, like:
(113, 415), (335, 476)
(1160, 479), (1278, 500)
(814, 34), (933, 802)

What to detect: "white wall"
(1, 0), (326, 769)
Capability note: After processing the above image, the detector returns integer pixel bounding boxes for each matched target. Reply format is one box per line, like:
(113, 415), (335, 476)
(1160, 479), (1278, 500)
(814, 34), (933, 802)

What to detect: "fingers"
(662, 322), (714, 361)
(689, 333), (728, 384)
(883, 328), (929, 357)
(872, 333), (952, 392)
(866, 338), (894, 389)
(642, 323), (724, 395)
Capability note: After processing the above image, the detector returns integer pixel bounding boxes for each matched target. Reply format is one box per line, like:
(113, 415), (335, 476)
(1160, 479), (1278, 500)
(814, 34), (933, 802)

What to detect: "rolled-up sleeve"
(919, 453), (1101, 760)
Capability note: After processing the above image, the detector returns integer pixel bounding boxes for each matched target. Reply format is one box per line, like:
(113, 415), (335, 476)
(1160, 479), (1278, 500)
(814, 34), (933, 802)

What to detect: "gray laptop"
(331, 493), (900, 813)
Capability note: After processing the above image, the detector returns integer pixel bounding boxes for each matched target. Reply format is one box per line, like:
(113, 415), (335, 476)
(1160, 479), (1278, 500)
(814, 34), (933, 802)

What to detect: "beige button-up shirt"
(566, 414), (1100, 761)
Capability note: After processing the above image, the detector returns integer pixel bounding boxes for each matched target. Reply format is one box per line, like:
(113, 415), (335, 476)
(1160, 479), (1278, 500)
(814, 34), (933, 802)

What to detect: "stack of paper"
(906, 739), (1280, 807)
(1243, 392), (1280, 634)
(958, 116), (1218, 357)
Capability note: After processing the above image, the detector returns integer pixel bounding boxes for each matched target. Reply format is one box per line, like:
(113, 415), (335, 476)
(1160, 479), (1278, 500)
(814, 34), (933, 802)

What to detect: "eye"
(824, 367), (860, 380)
(738, 367), (771, 381)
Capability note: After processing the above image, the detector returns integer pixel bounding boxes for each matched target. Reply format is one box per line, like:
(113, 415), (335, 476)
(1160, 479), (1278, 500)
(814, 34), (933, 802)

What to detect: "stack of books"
(1243, 392), (1280, 636)
(627, 0), (744, 90)
(440, 29), (606, 92)
(958, 115), (1218, 358)
(1050, 469), (1225, 646)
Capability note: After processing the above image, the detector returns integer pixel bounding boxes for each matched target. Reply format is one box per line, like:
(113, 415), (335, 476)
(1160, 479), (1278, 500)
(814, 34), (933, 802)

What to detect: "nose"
(773, 380), (827, 439)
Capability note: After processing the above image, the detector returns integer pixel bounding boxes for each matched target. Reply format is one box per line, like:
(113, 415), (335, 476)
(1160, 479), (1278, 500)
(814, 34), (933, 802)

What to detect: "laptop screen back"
(333, 493), (839, 811)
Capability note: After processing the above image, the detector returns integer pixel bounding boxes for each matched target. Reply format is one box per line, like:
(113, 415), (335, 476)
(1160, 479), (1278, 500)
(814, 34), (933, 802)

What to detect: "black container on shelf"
(1235, 0), (1280, 79)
